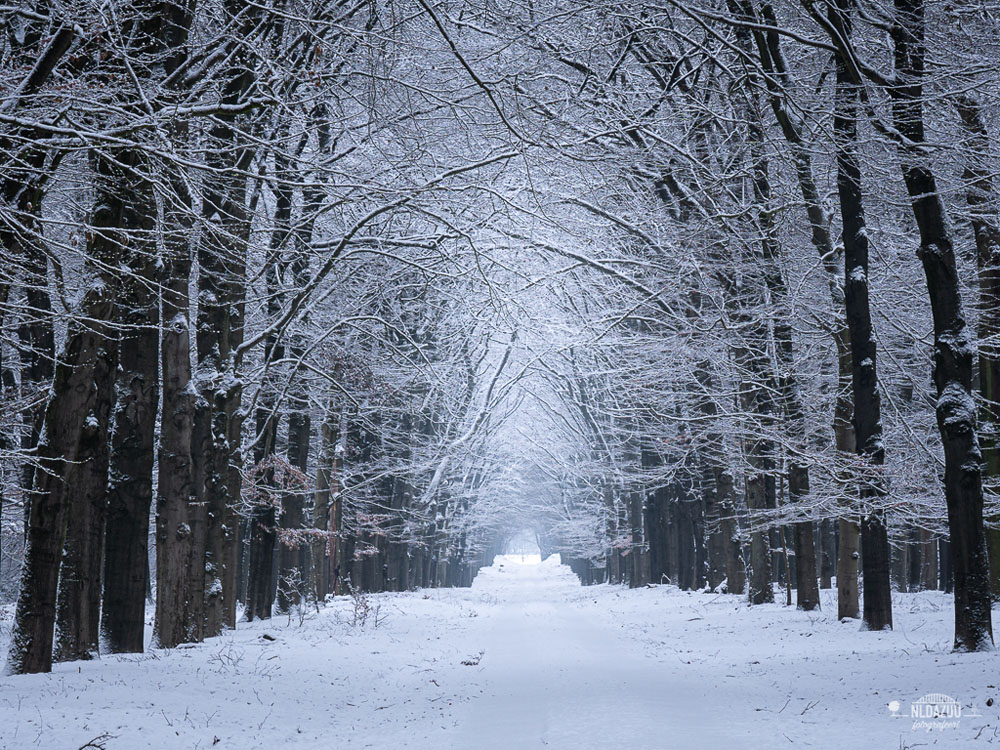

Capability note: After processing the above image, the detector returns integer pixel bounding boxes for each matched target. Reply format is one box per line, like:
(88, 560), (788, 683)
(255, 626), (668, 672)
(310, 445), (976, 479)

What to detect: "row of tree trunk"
(555, 0), (995, 655)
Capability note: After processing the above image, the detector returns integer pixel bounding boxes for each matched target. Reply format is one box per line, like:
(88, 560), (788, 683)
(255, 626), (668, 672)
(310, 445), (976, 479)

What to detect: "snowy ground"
(1, 555), (998, 749)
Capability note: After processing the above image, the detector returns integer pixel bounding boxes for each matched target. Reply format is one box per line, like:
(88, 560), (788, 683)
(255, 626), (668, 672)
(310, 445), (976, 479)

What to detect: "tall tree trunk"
(223, 313), (246, 629)
(312, 410), (335, 601)
(836, 350), (860, 619)
(101, 165), (159, 654)
(629, 486), (647, 588)
(385, 411), (413, 593)
(2, 58), (59, 542)
(907, 528), (923, 591)
(704, 473), (728, 592)
(819, 520), (835, 589)
(955, 96), (1000, 601)
(741, 145), (778, 604)
(829, 0), (892, 630)
(745, 467), (773, 604)
(54, 313), (116, 662)
(921, 529), (938, 590)
(6, 152), (125, 674)
(0, 280), (8, 568)
(717, 467), (746, 595)
(278, 384), (310, 611)
(56, 147), (159, 661)
(245, 406), (279, 621)
(147, 0), (198, 649)
(729, 244), (776, 606)
(16, 237), (54, 534)
(331, 422), (345, 594)
(243, 151), (290, 620)
(277, 192), (313, 611)
(693, 355), (744, 594)
(890, 0), (992, 650)
(154, 168), (199, 649)
(199, 0), (257, 635)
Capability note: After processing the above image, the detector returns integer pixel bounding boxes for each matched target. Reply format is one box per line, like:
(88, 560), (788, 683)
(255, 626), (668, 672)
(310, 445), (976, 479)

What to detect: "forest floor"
(1, 555), (998, 749)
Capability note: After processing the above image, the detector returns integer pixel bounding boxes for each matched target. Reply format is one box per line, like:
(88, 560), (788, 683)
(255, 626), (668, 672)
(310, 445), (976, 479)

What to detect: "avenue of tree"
(1, 0), (998, 674)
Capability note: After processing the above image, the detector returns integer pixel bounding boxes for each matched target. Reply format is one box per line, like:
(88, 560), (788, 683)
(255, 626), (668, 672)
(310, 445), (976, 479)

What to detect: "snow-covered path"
(1, 555), (997, 748)
(452, 558), (756, 749)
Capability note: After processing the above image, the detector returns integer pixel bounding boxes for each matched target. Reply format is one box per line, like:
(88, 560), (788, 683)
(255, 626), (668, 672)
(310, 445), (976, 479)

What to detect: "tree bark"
(6, 151), (125, 674)
(243, 149), (290, 620)
(16, 236), (54, 534)
(54, 314), (116, 662)
(890, 0), (992, 650)
(198, 0), (257, 634)
(920, 529), (938, 590)
(277, 199), (313, 611)
(101, 168), (159, 654)
(829, 0), (892, 630)
(56, 147), (157, 661)
(954, 96), (1000, 601)
(154, 172), (199, 649)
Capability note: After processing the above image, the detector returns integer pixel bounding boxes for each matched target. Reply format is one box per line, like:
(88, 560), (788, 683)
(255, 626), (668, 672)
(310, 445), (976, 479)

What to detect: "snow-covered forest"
(1, 0), (999, 745)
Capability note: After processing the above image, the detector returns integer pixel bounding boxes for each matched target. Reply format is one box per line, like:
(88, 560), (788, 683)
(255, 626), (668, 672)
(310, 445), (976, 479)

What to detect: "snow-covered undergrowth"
(1, 556), (997, 749)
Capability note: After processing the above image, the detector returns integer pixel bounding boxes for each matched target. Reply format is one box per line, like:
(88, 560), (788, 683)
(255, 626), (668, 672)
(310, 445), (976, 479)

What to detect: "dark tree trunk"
(385, 413), (413, 593)
(746, 468), (773, 605)
(890, 0), (992, 650)
(245, 168), (289, 618)
(676, 499), (695, 591)
(692, 359), (744, 594)
(834, 353), (860, 619)
(16, 237), (54, 531)
(790, 470), (820, 610)
(628, 478), (647, 588)
(55, 317), (116, 663)
(6, 152), (126, 674)
(331, 427), (345, 594)
(717, 468), (746, 595)
(819, 519), (836, 589)
(756, 142), (819, 610)
(277, 216), (313, 611)
(838, 518), (861, 619)
(9, 311), (116, 672)
(224, 331), (246, 629)
(892, 540), (909, 593)
(101, 173), (159, 654)
(0, 281), (8, 566)
(705, 482), (728, 593)
(940, 539), (953, 593)
(921, 529), (938, 590)
(245, 401), (279, 621)
(57, 147), (158, 661)
(198, 0), (256, 635)
(642, 445), (670, 584)
(736, 309), (777, 605)
(154, 170), (199, 649)
(724, 267), (775, 605)
(954, 96), (1000, 601)
(907, 528), (923, 591)
(312, 411), (336, 600)
(830, 0), (892, 630)
(277, 396), (310, 611)
(0, 18), (67, 549)
(738, 69), (779, 606)
(114, 0), (199, 651)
